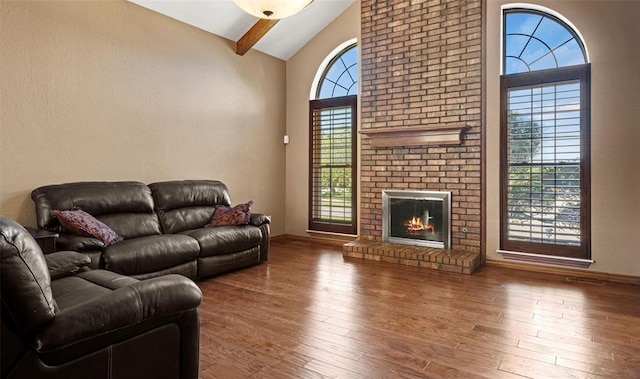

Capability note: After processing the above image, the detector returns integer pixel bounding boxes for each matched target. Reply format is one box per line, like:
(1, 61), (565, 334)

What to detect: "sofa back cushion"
(31, 182), (161, 239)
(0, 216), (57, 335)
(149, 180), (231, 234)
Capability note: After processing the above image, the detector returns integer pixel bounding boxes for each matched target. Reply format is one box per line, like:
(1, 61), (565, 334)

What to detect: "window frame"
(308, 95), (358, 235)
(500, 64), (591, 259)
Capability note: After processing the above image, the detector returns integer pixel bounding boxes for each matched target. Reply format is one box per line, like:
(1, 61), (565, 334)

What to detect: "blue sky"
(317, 46), (357, 99)
(505, 11), (585, 74)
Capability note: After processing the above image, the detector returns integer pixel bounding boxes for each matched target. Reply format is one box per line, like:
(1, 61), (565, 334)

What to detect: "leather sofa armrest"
(250, 214), (271, 262)
(33, 274), (202, 352)
(249, 213), (271, 227)
(44, 251), (91, 280)
(56, 233), (105, 251)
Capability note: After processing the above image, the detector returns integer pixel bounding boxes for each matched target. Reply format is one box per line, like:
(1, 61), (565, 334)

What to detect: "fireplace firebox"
(382, 190), (451, 249)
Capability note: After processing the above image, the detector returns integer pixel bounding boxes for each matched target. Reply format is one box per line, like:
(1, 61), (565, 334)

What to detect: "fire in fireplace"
(382, 190), (451, 249)
(405, 212), (435, 235)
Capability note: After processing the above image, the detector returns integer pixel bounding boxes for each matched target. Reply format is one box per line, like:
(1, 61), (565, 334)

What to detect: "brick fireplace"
(382, 189), (451, 249)
(344, 0), (483, 273)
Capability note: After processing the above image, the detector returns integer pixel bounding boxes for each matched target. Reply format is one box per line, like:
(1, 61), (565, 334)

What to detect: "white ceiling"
(128, 0), (355, 60)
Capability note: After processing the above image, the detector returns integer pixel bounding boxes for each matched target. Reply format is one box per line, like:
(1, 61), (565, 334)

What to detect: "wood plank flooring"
(197, 239), (640, 378)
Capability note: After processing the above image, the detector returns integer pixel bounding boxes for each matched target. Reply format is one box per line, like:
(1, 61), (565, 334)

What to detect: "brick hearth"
(343, 240), (480, 274)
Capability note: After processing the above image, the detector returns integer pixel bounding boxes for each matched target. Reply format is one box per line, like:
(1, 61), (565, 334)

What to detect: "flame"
(405, 216), (423, 231)
(404, 216), (435, 234)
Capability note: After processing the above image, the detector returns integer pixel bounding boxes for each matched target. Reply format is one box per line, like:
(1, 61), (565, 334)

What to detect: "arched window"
(500, 7), (591, 260)
(504, 10), (587, 74)
(309, 42), (358, 235)
(316, 44), (357, 98)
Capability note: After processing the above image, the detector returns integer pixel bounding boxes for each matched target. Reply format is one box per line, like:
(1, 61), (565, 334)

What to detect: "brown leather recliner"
(0, 216), (202, 379)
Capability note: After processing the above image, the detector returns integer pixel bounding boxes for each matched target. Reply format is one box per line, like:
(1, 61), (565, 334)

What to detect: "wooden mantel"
(360, 124), (469, 147)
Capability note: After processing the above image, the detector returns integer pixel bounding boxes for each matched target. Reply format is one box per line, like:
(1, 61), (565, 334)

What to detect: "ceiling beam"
(235, 19), (279, 56)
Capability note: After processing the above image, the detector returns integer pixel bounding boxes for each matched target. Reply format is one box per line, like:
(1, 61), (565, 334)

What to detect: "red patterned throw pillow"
(207, 201), (253, 227)
(51, 209), (123, 246)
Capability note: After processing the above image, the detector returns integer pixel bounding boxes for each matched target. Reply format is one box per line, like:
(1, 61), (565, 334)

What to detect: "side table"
(25, 227), (58, 254)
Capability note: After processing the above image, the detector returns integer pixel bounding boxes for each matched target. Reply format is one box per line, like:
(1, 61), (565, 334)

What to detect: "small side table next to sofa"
(25, 226), (58, 254)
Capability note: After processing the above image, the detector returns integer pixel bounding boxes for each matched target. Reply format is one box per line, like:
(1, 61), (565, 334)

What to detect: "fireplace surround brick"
(358, 0), (483, 256)
(352, 0), (482, 273)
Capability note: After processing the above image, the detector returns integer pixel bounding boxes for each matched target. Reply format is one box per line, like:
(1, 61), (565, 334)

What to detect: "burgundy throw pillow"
(51, 209), (122, 246)
(207, 201), (253, 227)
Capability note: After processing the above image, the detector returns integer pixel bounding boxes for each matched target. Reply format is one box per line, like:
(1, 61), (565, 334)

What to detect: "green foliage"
(508, 111), (541, 163)
(318, 121), (352, 197)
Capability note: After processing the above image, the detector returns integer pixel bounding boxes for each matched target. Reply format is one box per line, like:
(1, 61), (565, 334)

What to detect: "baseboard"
(272, 234), (356, 247)
(486, 259), (640, 286)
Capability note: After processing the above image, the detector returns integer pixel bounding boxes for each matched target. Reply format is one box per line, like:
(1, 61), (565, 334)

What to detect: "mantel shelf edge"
(360, 124), (469, 147)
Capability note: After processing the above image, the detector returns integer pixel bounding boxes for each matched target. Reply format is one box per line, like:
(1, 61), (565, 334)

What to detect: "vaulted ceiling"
(128, 0), (356, 60)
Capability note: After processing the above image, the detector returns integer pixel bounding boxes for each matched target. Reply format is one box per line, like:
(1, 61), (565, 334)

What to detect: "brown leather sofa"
(31, 180), (271, 280)
(0, 216), (202, 379)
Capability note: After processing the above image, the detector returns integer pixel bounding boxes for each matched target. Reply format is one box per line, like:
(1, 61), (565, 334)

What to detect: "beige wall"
(0, 0), (286, 234)
(486, 1), (640, 275)
(284, 2), (360, 237)
(3, 0), (636, 276)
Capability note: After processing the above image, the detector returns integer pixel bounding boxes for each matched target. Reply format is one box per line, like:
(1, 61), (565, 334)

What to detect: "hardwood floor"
(197, 239), (640, 378)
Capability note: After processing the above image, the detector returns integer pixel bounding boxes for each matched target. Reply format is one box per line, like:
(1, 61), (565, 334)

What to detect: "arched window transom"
(316, 45), (357, 99)
(504, 10), (587, 74)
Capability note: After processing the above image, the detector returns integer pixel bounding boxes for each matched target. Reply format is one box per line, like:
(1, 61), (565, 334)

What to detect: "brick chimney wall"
(359, 0), (483, 253)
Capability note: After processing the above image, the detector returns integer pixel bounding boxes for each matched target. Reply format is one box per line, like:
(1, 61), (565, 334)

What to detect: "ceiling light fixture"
(232, 0), (314, 19)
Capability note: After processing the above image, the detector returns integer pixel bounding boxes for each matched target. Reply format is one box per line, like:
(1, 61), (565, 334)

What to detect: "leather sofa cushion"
(51, 270), (139, 310)
(52, 277), (112, 309)
(31, 182), (161, 239)
(149, 180), (231, 234)
(183, 225), (262, 258)
(103, 235), (199, 276)
(153, 206), (216, 235)
(35, 273), (202, 359)
(0, 217), (57, 335)
(197, 247), (260, 279)
(132, 261), (197, 281)
(98, 213), (161, 240)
